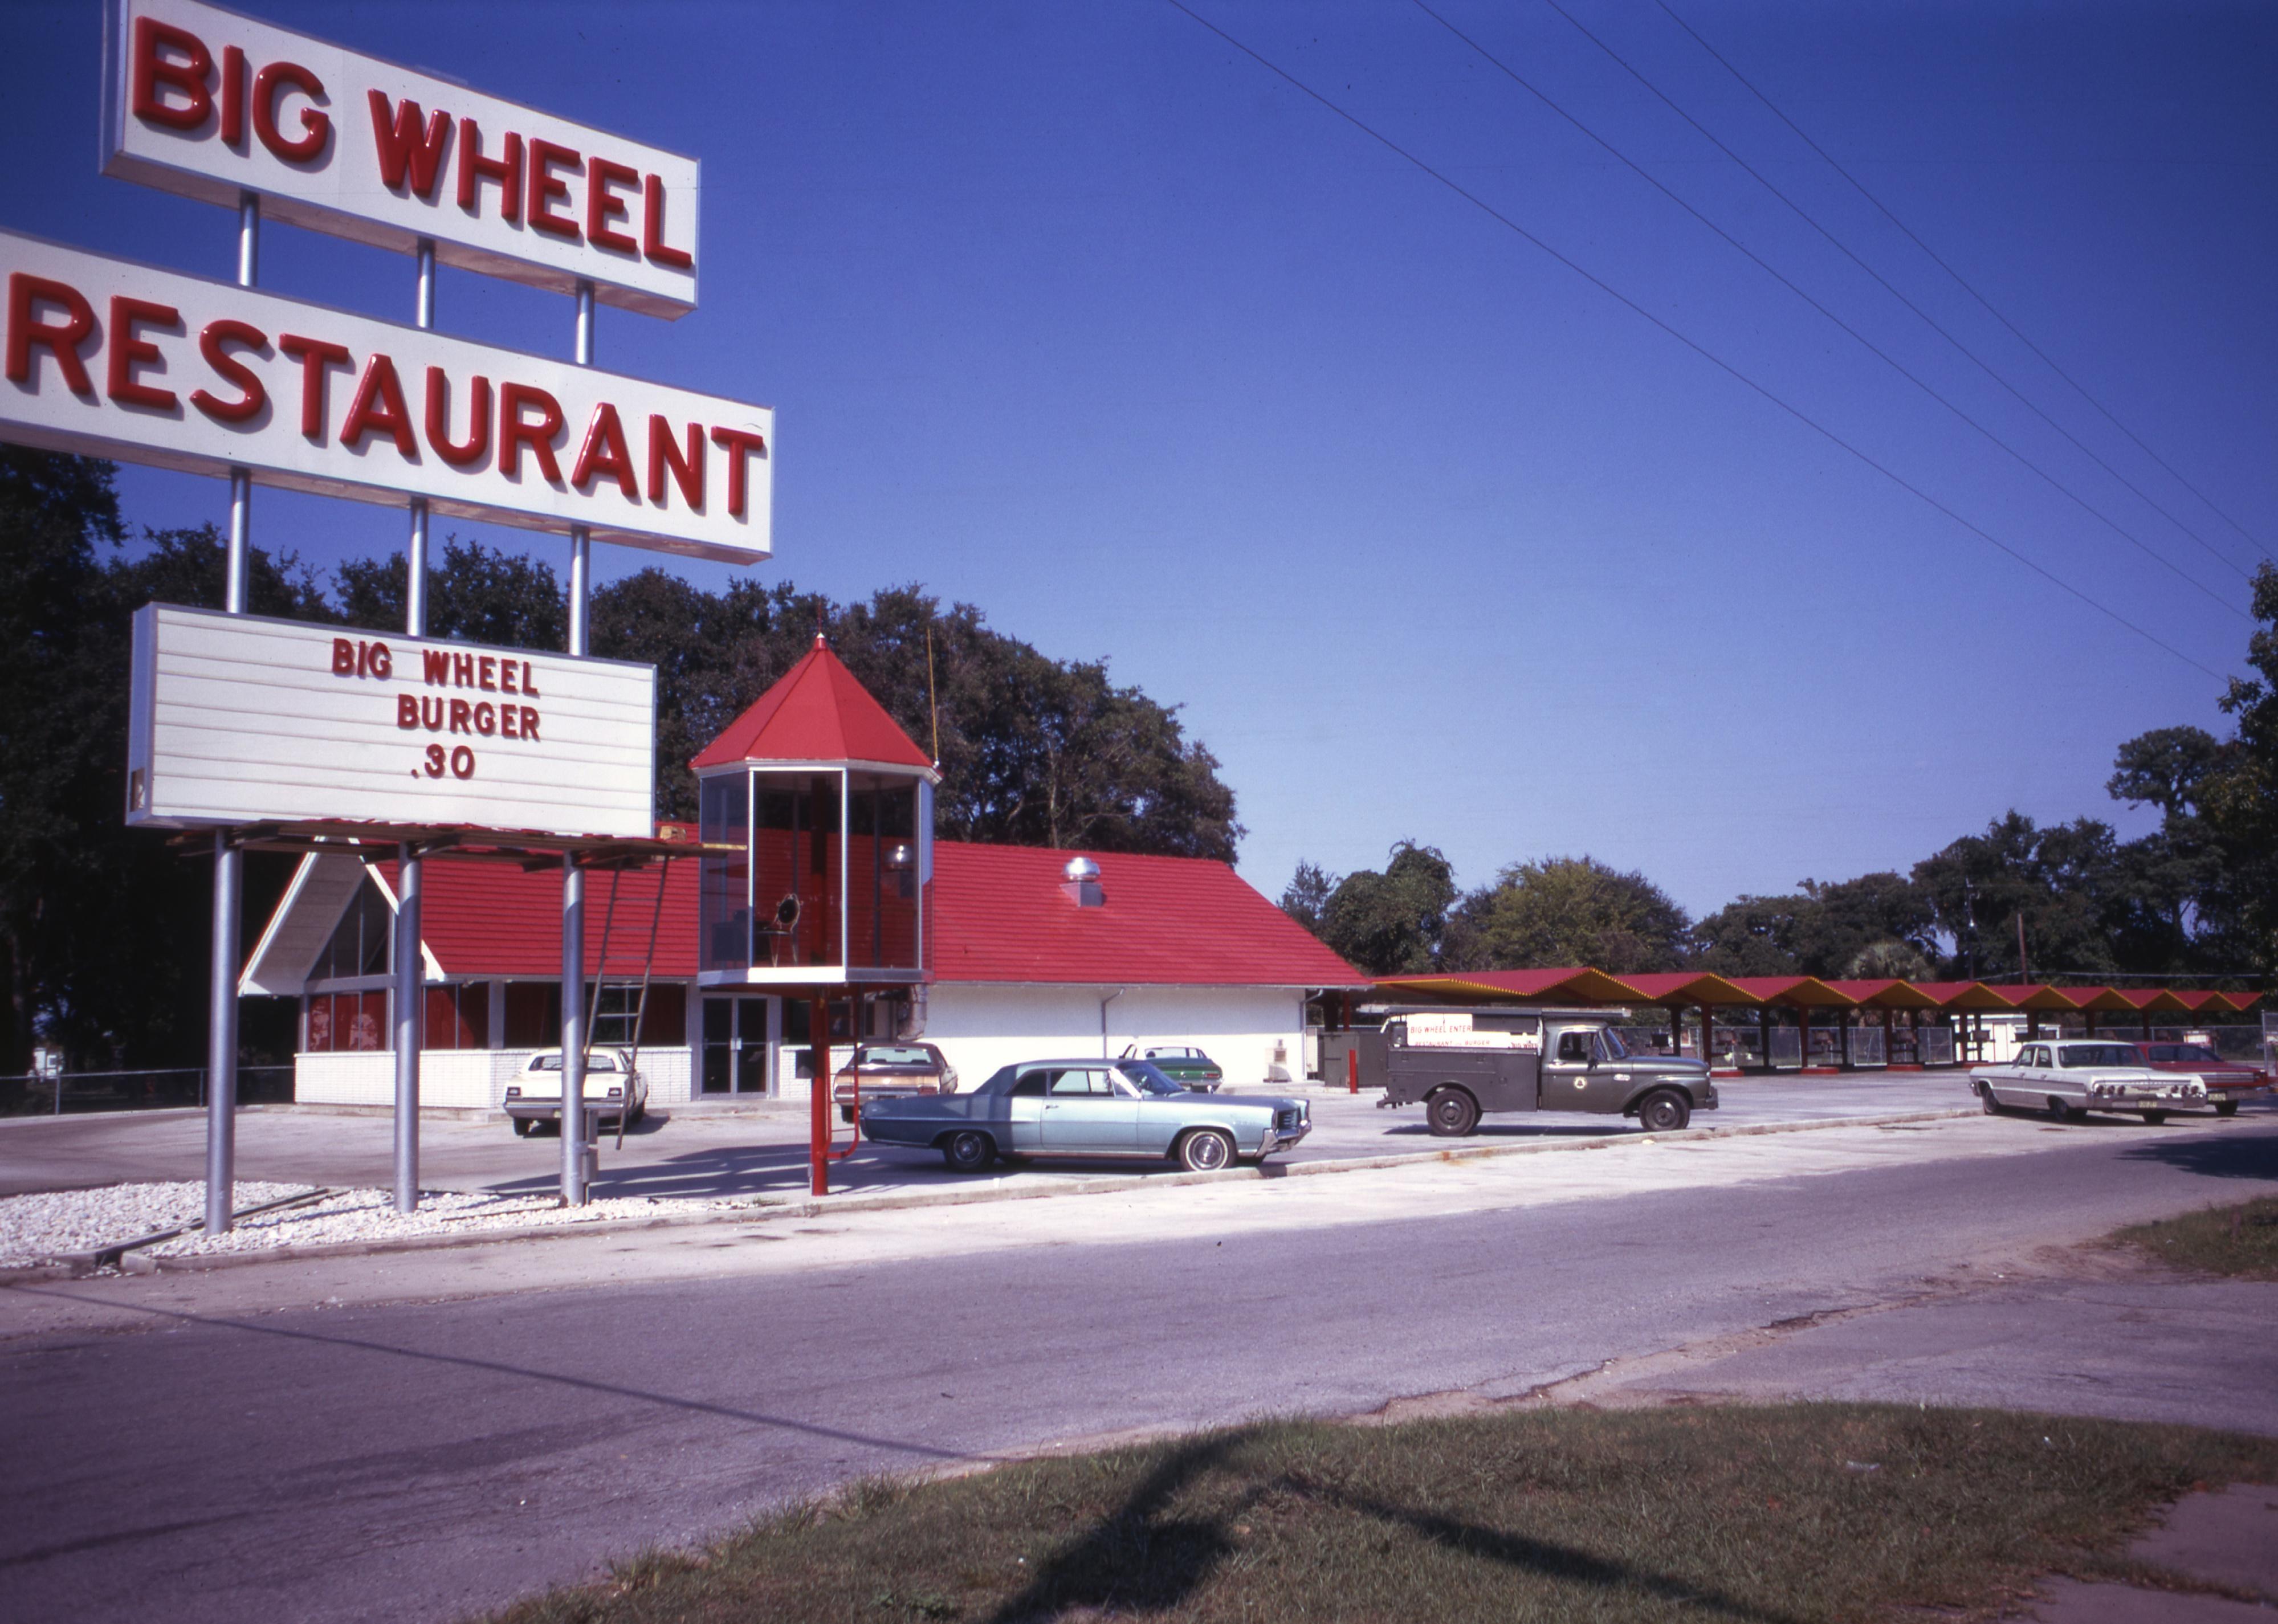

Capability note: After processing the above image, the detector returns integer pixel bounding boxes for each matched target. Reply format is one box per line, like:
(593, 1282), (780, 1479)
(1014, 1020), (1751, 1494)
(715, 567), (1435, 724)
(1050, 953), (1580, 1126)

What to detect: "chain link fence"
(0, 1065), (295, 1117)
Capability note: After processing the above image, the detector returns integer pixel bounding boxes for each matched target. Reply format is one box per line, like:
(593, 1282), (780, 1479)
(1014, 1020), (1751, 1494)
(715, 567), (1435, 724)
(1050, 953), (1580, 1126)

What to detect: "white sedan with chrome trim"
(1972, 1039), (2206, 1124)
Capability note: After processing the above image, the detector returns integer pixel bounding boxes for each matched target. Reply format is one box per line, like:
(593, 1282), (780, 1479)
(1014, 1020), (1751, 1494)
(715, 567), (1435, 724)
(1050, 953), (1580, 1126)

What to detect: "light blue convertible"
(861, 1056), (1311, 1173)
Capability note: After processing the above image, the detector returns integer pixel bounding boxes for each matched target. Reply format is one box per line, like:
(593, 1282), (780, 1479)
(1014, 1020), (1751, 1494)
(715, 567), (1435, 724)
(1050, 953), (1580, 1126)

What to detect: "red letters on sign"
(572, 402), (638, 499)
(131, 17), (213, 132)
(191, 319), (267, 424)
(423, 369), (491, 470)
(336, 639), (359, 676)
(527, 139), (583, 241)
(457, 120), (523, 223)
(252, 62), (329, 165)
(499, 382), (565, 483)
(369, 92), (453, 199)
(586, 157), (639, 254)
(642, 174), (694, 270)
(711, 427), (769, 520)
(5, 274), (97, 396)
(647, 416), (704, 509)
(107, 296), (182, 411)
(341, 353), (419, 459)
(219, 45), (248, 148)
(278, 334), (352, 440)
(398, 694), (420, 729)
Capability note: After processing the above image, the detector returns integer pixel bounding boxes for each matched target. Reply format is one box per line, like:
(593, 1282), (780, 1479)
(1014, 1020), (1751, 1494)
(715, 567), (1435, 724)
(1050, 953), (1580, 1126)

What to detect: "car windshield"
(2059, 1044), (2138, 1069)
(1116, 1061), (1187, 1096)
(531, 1054), (616, 1072)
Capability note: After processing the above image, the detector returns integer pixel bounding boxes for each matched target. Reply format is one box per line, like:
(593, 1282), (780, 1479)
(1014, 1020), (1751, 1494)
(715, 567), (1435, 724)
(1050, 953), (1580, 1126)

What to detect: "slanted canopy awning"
(1621, 972), (1767, 1009)
(1820, 978), (1946, 1010)
(1721, 976), (1854, 1009)
(1371, 968), (1646, 1006)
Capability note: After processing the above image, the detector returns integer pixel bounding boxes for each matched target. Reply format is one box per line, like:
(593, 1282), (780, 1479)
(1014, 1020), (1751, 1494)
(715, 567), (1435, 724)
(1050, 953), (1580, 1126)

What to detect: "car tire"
(2047, 1097), (2075, 1123)
(2140, 1110), (2168, 1125)
(1978, 1081), (2001, 1116)
(1637, 1090), (1691, 1133)
(1424, 1087), (1480, 1137)
(2215, 1099), (2239, 1117)
(512, 1117), (535, 1137)
(1176, 1128), (1236, 1173)
(941, 1130), (995, 1173)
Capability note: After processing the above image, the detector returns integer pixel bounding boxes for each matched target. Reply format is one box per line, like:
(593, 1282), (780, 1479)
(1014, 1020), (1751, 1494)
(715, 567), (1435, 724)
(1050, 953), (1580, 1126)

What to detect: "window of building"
(313, 879), (393, 983)
(423, 983), (490, 1050)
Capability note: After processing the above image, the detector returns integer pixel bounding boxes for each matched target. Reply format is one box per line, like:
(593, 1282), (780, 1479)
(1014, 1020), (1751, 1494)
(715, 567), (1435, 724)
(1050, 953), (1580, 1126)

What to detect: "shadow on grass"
(975, 1429), (1804, 1624)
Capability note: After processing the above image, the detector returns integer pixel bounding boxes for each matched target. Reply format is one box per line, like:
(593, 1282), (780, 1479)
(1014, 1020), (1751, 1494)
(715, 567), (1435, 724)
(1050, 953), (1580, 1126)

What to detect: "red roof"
(1372, 968), (1648, 1005)
(930, 843), (1363, 986)
(376, 841), (1361, 989)
(690, 637), (933, 772)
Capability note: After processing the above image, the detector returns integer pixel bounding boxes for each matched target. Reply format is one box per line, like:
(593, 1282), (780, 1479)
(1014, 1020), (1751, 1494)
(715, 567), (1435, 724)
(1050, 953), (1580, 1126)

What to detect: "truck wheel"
(2140, 1110), (2168, 1126)
(1176, 1128), (1235, 1172)
(1424, 1087), (1479, 1137)
(1637, 1090), (1690, 1133)
(941, 1130), (995, 1173)
(2215, 1099), (2239, 1118)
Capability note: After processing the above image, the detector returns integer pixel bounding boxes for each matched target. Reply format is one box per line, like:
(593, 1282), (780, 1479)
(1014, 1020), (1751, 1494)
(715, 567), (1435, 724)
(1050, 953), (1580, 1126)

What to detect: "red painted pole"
(809, 993), (829, 1196)
(1347, 1047), (1358, 1094)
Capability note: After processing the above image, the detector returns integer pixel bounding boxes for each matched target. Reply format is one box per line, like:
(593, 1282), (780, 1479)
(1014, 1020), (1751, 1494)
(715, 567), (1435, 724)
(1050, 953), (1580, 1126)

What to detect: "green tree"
(1279, 860), (1335, 936)
(1688, 895), (1807, 977)
(1460, 855), (1690, 973)
(2197, 561), (2278, 970)
(1913, 812), (2132, 980)
(1317, 841), (1457, 976)
(337, 534), (565, 650)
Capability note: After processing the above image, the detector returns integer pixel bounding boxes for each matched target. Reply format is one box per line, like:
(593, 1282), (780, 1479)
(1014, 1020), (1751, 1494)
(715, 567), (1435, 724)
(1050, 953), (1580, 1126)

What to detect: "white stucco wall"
(916, 984), (1308, 1093)
(296, 1046), (695, 1109)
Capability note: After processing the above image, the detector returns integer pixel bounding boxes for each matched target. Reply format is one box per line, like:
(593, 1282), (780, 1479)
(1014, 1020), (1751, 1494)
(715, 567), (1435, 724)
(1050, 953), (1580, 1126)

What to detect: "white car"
(1972, 1039), (2206, 1125)
(503, 1048), (648, 1136)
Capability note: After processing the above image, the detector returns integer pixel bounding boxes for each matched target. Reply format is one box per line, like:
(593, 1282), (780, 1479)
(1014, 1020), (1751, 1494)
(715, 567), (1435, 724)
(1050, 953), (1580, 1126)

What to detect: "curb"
(4, 1105), (1979, 1282)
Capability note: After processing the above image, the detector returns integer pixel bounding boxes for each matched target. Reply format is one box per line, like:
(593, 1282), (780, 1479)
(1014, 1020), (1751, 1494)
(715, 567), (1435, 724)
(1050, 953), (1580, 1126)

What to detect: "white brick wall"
(295, 1046), (694, 1108)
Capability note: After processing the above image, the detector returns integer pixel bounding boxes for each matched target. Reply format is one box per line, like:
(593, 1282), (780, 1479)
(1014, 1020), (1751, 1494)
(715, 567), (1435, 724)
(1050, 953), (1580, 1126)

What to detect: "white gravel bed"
(145, 1185), (769, 1258)
(0, 1180), (313, 1266)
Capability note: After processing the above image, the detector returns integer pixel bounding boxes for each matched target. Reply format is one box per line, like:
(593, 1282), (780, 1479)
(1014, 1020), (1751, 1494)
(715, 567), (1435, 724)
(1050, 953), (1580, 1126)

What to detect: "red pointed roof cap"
(691, 636), (934, 772)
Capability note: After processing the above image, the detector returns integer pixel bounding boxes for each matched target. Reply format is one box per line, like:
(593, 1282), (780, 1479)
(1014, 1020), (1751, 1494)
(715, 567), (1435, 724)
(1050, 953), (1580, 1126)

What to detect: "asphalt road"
(2, 1115), (2272, 1624)
(0, 1072), (1974, 1198)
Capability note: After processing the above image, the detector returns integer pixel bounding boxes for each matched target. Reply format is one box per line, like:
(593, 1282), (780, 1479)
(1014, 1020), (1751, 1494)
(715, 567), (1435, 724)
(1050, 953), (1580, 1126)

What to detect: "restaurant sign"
(103, 0), (700, 317)
(1, 229), (771, 562)
(128, 603), (657, 839)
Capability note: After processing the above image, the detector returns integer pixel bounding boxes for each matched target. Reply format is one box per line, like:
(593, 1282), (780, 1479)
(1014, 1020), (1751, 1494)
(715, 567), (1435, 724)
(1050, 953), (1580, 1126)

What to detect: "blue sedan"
(861, 1057), (1311, 1173)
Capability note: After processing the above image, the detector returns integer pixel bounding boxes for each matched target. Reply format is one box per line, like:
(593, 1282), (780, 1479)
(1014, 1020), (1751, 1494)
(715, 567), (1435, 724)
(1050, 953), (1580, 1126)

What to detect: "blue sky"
(5, 1), (2271, 915)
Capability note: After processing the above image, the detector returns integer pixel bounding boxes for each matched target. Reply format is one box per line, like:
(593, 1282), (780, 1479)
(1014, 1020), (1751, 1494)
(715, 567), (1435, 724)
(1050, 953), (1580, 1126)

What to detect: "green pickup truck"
(1123, 1044), (1224, 1092)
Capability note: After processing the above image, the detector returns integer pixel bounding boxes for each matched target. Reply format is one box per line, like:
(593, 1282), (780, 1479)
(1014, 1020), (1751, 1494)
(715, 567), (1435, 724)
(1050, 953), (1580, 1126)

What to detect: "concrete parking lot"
(3, 1071), (1992, 1202)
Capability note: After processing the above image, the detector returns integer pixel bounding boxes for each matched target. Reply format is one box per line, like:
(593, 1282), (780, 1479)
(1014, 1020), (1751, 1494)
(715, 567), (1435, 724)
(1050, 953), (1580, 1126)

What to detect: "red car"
(2129, 1042), (2269, 1117)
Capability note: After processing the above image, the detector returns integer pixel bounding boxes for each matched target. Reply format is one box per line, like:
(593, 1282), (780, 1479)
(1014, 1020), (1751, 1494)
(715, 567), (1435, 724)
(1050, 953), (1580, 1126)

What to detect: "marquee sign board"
(1, 228), (772, 562)
(102, 0), (700, 317)
(128, 603), (658, 838)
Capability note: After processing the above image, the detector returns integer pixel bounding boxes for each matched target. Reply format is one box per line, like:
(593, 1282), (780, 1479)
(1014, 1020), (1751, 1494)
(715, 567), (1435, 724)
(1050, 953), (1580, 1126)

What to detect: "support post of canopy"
(810, 993), (830, 1196)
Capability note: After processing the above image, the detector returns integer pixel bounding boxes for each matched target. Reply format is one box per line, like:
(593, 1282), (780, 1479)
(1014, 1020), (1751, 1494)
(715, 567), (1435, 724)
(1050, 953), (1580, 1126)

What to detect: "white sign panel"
(1404, 1011), (1541, 1051)
(102, 0), (699, 317)
(1, 230), (771, 563)
(128, 603), (657, 839)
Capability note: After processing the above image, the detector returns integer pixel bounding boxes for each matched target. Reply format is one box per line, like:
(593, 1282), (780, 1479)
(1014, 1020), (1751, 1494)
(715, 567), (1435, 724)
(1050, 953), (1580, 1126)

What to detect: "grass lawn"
(2113, 1194), (2278, 1280)
(485, 1403), (2277, 1623)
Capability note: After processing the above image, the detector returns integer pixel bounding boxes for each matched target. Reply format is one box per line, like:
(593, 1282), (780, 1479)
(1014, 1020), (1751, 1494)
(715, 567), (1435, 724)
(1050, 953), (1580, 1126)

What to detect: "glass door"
(702, 997), (773, 1093)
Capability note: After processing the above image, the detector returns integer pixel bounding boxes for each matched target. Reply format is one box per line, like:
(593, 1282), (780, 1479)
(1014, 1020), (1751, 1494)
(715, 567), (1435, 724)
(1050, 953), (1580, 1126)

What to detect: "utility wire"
(1159, 0), (2228, 683)
(1427, 0), (2246, 618)
(1654, 0), (2276, 572)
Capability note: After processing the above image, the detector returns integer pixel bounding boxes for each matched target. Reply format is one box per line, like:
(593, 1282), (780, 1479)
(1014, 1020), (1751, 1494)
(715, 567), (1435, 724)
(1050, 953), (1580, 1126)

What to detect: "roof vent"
(1061, 854), (1104, 908)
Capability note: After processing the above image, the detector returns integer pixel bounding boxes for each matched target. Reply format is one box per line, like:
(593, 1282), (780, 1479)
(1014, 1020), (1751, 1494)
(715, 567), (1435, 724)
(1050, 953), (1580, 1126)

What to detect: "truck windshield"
(1596, 1028), (1629, 1062)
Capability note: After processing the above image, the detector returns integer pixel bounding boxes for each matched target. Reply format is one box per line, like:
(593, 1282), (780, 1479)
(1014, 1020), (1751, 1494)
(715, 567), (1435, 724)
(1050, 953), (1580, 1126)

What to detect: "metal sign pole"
(392, 236), (437, 1217)
(204, 190), (259, 1238)
(560, 278), (597, 1207)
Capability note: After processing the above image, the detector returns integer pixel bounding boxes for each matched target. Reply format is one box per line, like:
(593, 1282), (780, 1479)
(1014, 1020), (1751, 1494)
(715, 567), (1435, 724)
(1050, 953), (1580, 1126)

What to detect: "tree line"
(1286, 563), (2278, 986)
(0, 450), (1240, 1071)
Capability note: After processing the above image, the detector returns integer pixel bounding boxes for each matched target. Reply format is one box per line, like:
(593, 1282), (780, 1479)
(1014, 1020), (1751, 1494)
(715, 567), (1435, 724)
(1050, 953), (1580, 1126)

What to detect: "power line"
(1428, 0), (2246, 618)
(1654, 0), (2276, 573)
(1159, 0), (2229, 683)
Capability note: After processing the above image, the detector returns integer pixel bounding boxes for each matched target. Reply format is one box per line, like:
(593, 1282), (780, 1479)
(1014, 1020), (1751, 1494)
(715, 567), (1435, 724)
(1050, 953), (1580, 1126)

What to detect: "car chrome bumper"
(1258, 1120), (1311, 1155)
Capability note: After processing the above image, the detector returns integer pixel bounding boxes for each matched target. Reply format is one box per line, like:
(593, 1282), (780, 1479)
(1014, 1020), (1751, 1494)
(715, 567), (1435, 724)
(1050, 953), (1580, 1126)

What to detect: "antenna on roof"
(925, 623), (941, 769)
